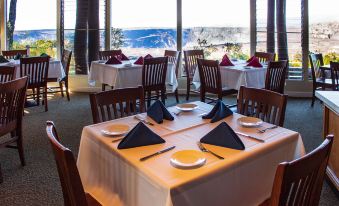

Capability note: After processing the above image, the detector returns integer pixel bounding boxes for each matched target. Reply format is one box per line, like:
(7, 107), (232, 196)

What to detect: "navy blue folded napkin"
(14, 53), (22, 60)
(200, 122), (245, 150)
(0, 55), (9, 63)
(147, 100), (174, 124)
(202, 100), (233, 123)
(118, 122), (165, 149)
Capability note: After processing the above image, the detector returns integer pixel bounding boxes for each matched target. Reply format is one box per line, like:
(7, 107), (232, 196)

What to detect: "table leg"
(0, 163), (3, 183)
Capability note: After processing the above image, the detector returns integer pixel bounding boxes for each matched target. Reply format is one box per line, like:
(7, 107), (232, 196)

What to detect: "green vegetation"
(111, 28), (125, 49)
(12, 39), (57, 57)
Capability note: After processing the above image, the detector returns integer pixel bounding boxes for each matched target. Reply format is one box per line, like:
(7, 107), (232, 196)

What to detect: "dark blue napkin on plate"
(202, 100), (233, 123)
(200, 122), (245, 150)
(0, 55), (9, 63)
(118, 122), (165, 149)
(147, 100), (174, 124)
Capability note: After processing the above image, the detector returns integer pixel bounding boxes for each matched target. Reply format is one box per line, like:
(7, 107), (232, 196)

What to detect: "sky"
(11, 0), (339, 31)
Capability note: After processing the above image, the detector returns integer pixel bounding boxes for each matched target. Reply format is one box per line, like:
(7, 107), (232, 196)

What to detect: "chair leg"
(17, 130), (26, 166)
(175, 89), (179, 103)
(200, 90), (205, 102)
(59, 82), (64, 97)
(37, 87), (40, 106)
(0, 163), (3, 183)
(186, 81), (190, 101)
(44, 86), (48, 112)
(65, 81), (70, 101)
(102, 84), (106, 91)
(311, 89), (316, 107)
(161, 90), (166, 105)
(147, 91), (151, 107)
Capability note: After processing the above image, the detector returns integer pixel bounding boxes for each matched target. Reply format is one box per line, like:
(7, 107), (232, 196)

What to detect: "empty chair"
(46, 121), (101, 206)
(309, 54), (334, 106)
(99, 50), (122, 61)
(254, 52), (275, 63)
(20, 56), (50, 111)
(237, 86), (288, 127)
(48, 49), (72, 101)
(0, 77), (28, 183)
(0, 66), (16, 82)
(265, 60), (288, 94)
(261, 135), (334, 206)
(330, 61), (339, 90)
(184, 50), (204, 100)
(90, 86), (145, 123)
(143, 57), (168, 107)
(164, 50), (181, 103)
(2, 49), (28, 59)
(197, 59), (237, 103)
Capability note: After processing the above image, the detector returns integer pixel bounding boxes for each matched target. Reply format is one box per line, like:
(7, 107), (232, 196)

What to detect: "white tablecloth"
(89, 61), (178, 92)
(193, 61), (267, 90)
(77, 102), (305, 206)
(0, 59), (65, 80)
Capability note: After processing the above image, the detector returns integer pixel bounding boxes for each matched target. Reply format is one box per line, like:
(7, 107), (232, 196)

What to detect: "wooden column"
(276, 0), (288, 61)
(250, 0), (257, 56)
(0, 0), (7, 51)
(105, 0), (111, 50)
(301, 0), (309, 81)
(177, 0), (183, 76)
(57, 0), (64, 59)
(267, 0), (275, 53)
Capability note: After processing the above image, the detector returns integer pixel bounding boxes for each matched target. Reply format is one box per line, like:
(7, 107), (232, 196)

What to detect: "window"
(7, 0), (57, 57)
(182, 0), (250, 61)
(111, 0), (177, 58)
(256, 0), (268, 53)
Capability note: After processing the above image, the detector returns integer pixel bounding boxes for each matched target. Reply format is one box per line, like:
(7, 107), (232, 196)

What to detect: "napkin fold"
(200, 122), (245, 150)
(105, 56), (122, 65)
(219, 54), (234, 66)
(246, 56), (254, 63)
(246, 57), (262, 68)
(118, 122), (165, 149)
(0, 55), (9, 63)
(121, 53), (130, 60)
(134, 56), (144, 65)
(14, 53), (22, 60)
(202, 100), (233, 123)
(147, 100), (174, 124)
(144, 54), (153, 59)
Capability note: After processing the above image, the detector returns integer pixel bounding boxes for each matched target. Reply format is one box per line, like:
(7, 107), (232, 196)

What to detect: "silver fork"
(197, 142), (224, 160)
(257, 125), (278, 133)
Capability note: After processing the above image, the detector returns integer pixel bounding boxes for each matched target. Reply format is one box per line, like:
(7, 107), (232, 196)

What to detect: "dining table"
(77, 101), (305, 206)
(89, 60), (178, 92)
(192, 60), (267, 91)
(0, 58), (65, 81)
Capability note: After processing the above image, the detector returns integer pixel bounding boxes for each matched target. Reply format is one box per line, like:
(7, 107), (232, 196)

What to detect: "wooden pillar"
(0, 0), (7, 51)
(250, 0), (257, 56)
(57, 0), (64, 59)
(301, 0), (309, 81)
(105, 0), (111, 50)
(276, 0), (288, 61)
(177, 0), (183, 76)
(267, 0), (275, 53)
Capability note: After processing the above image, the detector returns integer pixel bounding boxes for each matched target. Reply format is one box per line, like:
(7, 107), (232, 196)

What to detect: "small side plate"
(175, 103), (199, 112)
(101, 124), (130, 136)
(238, 117), (263, 127)
(170, 150), (206, 169)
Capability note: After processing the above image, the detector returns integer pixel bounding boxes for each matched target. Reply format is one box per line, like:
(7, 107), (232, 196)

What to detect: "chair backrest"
(197, 58), (222, 95)
(254, 52), (275, 63)
(184, 50), (204, 79)
(309, 53), (324, 81)
(164, 50), (181, 77)
(269, 135), (334, 206)
(142, 57), (168, 92)
(265, 60), (288, 94)
(330, 61), (339, 90)
(62, 49), (73, 76)
(90, 86), (145, 123)
(0, 77), (28, 137)
(20, 56), (49, 87)
(237, 86), (288, 127)
(2, 49), (28, 59)
(99, 50), (122, 60)
(0, 66), (16, 83)
(46, 121), (89, 206)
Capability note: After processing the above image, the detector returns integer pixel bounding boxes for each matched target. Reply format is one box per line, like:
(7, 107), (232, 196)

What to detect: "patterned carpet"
(0, 93), (338, 205)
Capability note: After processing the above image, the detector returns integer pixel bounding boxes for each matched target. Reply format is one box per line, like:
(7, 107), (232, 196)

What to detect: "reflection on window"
(111, 0), (177, 58)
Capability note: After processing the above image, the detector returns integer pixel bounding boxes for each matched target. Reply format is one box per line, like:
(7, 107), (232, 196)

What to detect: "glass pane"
(256, 0), (268, 53)
(7, 0), (57, 57)
(111, 0), (177, 57)
(183, 0), (250, 60)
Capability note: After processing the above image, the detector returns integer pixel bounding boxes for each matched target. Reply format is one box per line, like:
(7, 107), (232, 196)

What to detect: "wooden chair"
(20, 56), (50, 111)
(330, 61), (339, 91)
(309, 54), (334, 107)
(2, 49), (28, 59)
(0, 77), (28, 183)
(261, 135), (334, 206)
(265, 60), (288, 94)
(237, 86), (288, 127)
(99, 50), (122, 61)
(197, 59), (237, 103)
(184, 50), (204, 100)
(143, 57), (168, 107)
(90, 86), (145, 123)
(164, 50), (181, 103)
(46, 121), (101, 206)
(48, 49), (72, 101)
(254, 52), (275, 63)
(0, 66), (15, 82)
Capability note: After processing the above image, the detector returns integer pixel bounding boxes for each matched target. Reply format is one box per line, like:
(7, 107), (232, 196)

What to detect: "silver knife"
(140, 146), (176, 161)
(235, 131), (265, 143)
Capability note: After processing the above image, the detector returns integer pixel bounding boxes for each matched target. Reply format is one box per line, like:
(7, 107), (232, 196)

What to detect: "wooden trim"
(0, 0), (7, 50)
(301, 0), (309, 81)
(250, 0), (257, 56)
(176, 0), (183, 76)
(105, 0), (112, 50)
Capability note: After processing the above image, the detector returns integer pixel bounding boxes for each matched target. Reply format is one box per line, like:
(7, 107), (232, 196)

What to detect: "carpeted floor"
(0, 93), (338, 205)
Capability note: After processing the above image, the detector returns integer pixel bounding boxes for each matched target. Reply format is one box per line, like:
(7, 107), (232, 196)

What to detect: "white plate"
(101, 124), (130, 136)
(98, 60), (106, 63)
(175, 103), (199, 111)
(237, 117), (263, 127)
(170, 150), (206, 169)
